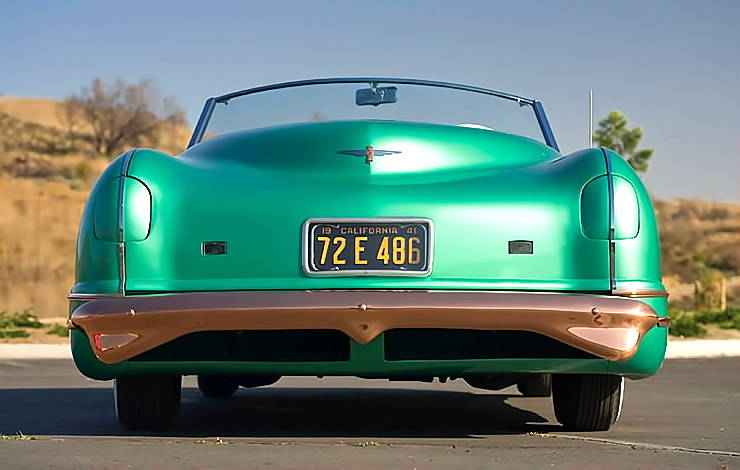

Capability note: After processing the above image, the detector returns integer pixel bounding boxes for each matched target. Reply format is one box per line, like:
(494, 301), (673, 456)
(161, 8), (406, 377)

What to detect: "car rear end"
(68, 81), (669, 431)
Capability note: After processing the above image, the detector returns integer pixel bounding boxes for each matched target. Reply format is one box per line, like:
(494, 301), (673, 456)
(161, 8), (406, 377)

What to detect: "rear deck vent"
(202, 241), (227, 255)
(508, 240), (533, 254)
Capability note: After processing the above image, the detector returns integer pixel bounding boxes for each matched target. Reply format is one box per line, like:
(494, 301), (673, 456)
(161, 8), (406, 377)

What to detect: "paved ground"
(0, 358), (738, 469)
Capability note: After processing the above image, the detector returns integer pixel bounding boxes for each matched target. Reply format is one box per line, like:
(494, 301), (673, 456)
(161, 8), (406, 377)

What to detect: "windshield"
(193, 79), (555, 147)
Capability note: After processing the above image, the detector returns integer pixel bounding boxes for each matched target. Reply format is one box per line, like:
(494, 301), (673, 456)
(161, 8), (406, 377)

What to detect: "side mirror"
(356, 86), (398, 107)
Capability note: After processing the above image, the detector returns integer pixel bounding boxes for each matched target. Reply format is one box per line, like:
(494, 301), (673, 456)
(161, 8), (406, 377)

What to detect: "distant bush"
(73, 161), (91, 181)
(0, 330), (30, 339)
(694, 266), (727, 311)
(669, 311), (707, 338)
(694, 307), (740, 330)
(0, 311), (70, 340)
(46, 324), (69, 337)
(0, 310), (43, 329)
(669, 306), (740, 337)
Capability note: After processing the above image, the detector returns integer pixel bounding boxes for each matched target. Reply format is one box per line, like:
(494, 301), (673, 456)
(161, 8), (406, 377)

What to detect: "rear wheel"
(114, 375), (181, 430)
(197, 375), (239, 398)
(552, 374), (624, 431)
(516, 374), (552, 397)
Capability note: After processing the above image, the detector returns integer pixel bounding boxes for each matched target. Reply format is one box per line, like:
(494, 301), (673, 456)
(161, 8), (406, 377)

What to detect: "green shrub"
(694, 306), (740, 330)
(669, 311), (707, 338)
(74, 161), (91, 181)
(46, 324), (69, 337)
(693, 267), (726, 311)
(0, 330), (30, 339)
(717, 306), (740, 330)
(668, 305), (740, 337)
(0, 310), (43, 329)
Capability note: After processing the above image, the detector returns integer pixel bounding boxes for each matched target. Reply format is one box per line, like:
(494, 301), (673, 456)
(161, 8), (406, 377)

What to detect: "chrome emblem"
(338, 146), (401, 164)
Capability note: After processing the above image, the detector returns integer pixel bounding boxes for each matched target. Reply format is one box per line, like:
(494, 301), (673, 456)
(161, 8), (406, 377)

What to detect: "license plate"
(303, 218), (433, 276)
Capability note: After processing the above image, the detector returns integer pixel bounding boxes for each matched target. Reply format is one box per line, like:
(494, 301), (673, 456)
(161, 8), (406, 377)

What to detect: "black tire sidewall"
(516, 373), (552, 397)
(114, 375), (181, 430)
(552, 374), (622, 431)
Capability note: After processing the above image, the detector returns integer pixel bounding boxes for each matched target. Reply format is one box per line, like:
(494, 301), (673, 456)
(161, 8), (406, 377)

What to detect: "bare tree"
(62, 78), (185, 157)
(57, 98), (84, 137)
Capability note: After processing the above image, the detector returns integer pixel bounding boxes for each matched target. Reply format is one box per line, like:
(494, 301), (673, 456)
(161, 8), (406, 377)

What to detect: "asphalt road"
(0, 358), (738, 470)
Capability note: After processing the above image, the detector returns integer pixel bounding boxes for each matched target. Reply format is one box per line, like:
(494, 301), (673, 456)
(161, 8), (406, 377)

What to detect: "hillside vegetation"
(0, 96), (738, 318)
(0, 97), (188, 188)
(656, 199), (740, 284)
(0, 96), (188, 317)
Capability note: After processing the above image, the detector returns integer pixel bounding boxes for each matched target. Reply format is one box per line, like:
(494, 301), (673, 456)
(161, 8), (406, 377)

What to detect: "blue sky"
(2, 0), (738, 202)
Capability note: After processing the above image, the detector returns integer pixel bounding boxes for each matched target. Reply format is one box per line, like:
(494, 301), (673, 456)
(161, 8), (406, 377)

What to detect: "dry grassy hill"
(0, 96), (189, 317)
(0, 96), (190, 186)
(0, 176), (88, 318)
(0, 96), (737, 317)
(0, 96), (68, 129)
(656, 199), (740, 285)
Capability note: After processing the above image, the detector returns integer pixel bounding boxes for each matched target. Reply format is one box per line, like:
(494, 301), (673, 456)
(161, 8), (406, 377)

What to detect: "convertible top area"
(188, 78), (559, 150)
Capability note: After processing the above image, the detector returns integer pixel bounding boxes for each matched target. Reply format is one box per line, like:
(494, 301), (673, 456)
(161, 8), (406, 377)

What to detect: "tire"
(552, 374), (624, 431)
(516, 374), (552, 397)
(114, 375), (181, 430)
(197, 375), (239, 398)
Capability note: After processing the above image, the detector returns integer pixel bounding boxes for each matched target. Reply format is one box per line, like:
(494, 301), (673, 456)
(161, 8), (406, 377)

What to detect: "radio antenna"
(589, 89), (593, 148)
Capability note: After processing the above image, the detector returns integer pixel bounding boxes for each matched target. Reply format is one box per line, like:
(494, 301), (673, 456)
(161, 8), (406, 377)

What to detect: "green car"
(69, 78), (670, 431)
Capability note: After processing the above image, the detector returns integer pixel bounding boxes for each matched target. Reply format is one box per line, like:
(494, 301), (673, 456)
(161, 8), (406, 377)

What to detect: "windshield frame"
(187, 77), (559, 151)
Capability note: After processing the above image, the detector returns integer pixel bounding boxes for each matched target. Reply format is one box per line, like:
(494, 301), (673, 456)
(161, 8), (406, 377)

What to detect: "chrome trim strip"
(69, 288), (668, 301)
(68, 293), (125, 301)
(612, 289), (669, 299)
(301, 217), (434, 277)
(601, 147), (617, 293)
(116, 150), (136, 296)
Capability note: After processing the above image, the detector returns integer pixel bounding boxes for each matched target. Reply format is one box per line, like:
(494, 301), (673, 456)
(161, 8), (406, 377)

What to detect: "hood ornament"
(338, 146), (401, 164)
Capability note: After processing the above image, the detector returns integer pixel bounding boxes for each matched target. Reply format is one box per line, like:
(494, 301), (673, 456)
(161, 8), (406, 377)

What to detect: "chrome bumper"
(69, 290), (670, 365)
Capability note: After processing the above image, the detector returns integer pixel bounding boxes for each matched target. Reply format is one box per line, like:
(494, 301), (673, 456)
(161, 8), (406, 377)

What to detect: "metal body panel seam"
(116, 150), (136, 295)
(600, 147), (617, 293)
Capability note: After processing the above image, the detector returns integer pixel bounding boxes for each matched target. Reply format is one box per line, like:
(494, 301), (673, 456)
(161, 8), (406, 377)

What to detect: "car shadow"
(0, 385), (562, 438)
